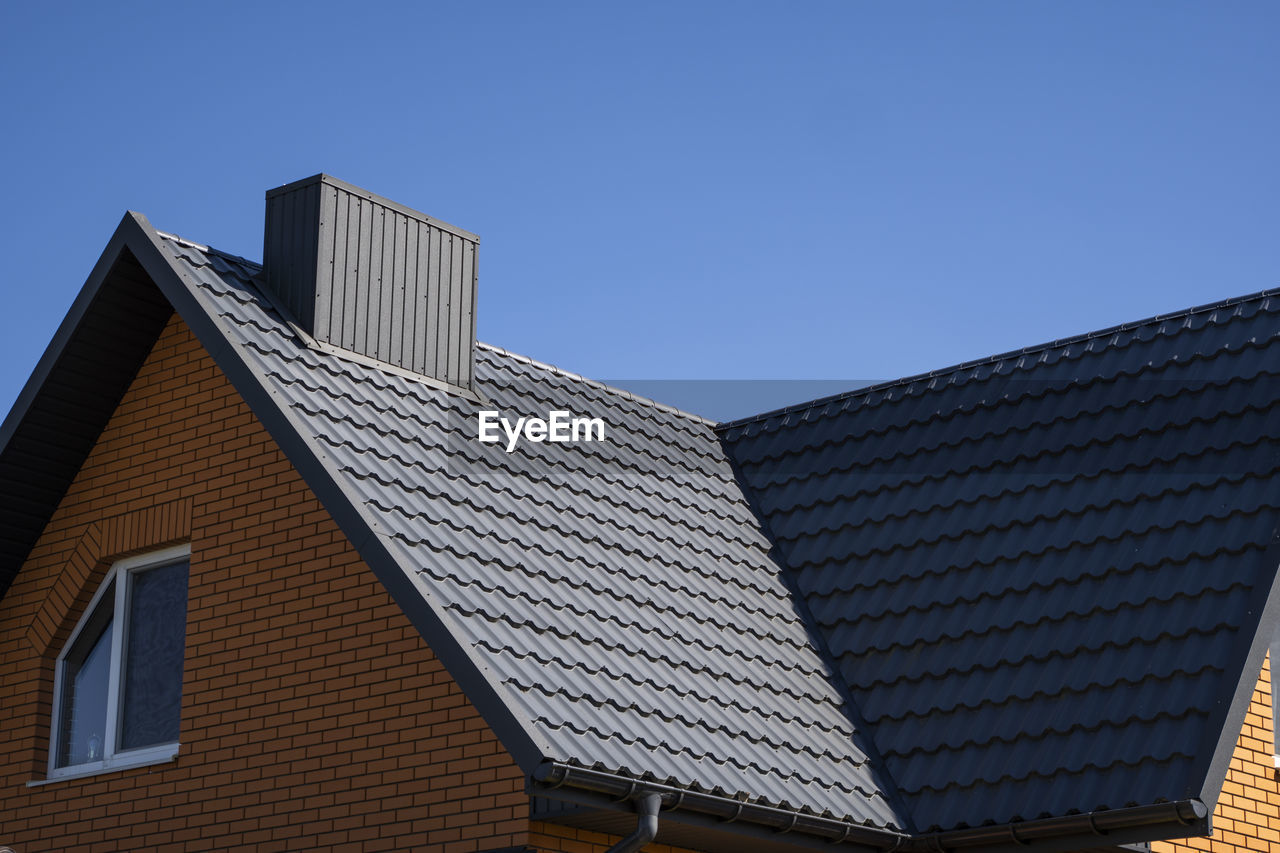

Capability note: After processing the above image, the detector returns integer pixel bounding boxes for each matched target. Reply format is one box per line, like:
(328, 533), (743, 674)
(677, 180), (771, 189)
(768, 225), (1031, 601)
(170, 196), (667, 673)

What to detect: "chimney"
(262, 174), (479, 392)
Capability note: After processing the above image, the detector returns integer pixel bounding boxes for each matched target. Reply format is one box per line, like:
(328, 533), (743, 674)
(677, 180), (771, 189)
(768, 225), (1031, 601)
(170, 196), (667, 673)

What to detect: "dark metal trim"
(1190, 544), (1280, 811)
(265, 173), (480, 242)
(533, 762), (908, 848)
(929, 800), (1207, 850)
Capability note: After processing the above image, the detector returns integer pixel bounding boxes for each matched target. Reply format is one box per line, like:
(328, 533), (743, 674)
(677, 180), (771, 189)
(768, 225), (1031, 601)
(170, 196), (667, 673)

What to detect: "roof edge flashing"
(264, 173), (478, 242)
(1191, 544), (1280, 810)
(264, 289), (485, 404)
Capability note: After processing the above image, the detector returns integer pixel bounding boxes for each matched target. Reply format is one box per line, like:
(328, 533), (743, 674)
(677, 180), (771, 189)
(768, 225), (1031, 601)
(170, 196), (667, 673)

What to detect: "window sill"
(27, 744), (179, 786)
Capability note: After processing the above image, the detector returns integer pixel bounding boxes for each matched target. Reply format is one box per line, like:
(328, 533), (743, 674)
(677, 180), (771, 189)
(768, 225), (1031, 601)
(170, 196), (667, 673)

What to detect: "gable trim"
(1192, 544), (1280, 809)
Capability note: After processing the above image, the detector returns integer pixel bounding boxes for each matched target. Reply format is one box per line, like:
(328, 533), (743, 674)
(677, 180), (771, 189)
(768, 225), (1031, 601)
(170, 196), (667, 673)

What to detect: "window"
(49, 544), (190, 779)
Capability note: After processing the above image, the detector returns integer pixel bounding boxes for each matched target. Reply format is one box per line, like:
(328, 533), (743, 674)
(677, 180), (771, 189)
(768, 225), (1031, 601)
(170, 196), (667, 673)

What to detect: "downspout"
(606, 793), (662, 853)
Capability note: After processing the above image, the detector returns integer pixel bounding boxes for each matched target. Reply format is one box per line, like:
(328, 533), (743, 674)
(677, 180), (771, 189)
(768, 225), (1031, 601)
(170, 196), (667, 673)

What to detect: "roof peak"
(156, 230), (260, 270)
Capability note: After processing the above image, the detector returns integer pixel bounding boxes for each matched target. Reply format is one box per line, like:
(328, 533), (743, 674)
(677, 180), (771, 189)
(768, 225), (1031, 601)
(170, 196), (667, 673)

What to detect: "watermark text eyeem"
(477, 410), (606, 453)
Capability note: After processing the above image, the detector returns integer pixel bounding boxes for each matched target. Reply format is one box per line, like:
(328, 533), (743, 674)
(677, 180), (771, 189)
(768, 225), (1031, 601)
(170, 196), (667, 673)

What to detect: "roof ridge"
(157, 231), (262, 270)
(154, 233), (717, 428)
(476, 341), (718, 427)
(718, 286), (1280, 431)
(155, 230), (210, 251)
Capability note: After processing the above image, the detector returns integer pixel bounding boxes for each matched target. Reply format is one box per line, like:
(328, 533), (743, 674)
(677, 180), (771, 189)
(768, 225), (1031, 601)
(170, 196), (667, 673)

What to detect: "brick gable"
(0, 313), (527, 852)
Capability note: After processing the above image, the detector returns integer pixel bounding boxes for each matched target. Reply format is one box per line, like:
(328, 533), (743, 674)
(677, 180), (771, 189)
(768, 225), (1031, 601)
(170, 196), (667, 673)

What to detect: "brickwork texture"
(0, 315), (527, 852)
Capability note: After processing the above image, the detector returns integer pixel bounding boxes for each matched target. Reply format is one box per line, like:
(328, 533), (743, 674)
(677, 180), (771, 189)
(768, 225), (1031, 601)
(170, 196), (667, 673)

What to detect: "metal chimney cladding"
(263, 174), (479, 391)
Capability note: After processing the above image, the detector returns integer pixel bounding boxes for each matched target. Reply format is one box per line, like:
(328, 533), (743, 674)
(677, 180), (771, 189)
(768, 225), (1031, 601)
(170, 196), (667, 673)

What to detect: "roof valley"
(719, 431), (920, 833)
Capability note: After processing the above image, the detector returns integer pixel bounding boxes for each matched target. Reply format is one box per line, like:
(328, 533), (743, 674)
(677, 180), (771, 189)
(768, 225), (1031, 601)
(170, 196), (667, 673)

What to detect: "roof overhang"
(0, 213), (174, 598)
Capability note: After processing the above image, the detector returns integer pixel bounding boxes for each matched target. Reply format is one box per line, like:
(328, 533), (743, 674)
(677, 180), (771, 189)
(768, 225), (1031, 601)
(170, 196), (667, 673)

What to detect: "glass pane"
(57, 581), (115, 768)
(119, 561), (189, 750)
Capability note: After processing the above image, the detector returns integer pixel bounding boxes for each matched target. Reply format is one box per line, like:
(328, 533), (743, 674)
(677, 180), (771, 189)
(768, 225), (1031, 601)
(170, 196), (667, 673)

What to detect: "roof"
(720, 292), (1280, 831)
(3, 210), (1278, 851)
(156, 231), (901, 830)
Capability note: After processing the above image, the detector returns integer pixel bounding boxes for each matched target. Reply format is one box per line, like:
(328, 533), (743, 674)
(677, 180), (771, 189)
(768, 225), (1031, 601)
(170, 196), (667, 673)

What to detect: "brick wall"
(0, 314), (528, 852)
(1153, 656), (1279, 853)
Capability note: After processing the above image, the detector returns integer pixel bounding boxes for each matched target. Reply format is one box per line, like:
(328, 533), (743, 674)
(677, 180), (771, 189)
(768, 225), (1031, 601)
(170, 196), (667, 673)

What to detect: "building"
(1, 174), (1278, 852)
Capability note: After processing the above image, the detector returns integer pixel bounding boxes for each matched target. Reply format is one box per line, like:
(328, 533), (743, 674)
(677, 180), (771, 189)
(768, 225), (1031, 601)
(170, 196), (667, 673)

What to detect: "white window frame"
(45, 543), (190, 781)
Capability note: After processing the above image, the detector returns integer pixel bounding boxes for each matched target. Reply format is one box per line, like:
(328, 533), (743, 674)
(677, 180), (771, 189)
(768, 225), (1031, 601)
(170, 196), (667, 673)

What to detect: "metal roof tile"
(147, 230), (1280, 838)
(160, 235), (900, 827)
(725, 293), (1280, 829)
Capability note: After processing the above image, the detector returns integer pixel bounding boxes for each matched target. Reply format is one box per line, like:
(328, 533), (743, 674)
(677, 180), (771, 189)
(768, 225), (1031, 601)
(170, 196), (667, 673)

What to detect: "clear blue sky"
(1, 2), (1276, 420)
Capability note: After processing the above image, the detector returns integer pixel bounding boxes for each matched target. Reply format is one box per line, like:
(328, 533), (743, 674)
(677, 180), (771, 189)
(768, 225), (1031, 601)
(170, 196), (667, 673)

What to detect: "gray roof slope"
(154, 232), (903, 829)
(720, 293), (1280, 831)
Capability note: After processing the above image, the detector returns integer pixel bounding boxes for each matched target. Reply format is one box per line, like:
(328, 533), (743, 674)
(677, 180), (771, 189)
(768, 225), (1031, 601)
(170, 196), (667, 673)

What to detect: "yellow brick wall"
(0, 315), (527, 852)
(1154, 656), (1280, 853)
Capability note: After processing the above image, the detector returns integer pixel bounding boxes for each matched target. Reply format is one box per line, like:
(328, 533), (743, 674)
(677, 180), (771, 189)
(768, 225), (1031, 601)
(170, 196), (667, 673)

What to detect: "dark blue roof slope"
(721, 293), (1280, 831)
(154, 234), (904, 829)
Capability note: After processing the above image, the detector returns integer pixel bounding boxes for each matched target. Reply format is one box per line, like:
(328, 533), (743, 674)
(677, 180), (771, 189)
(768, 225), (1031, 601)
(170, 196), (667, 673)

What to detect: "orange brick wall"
(0, 314), (529, 852)
(1154, 656), (1280, 853)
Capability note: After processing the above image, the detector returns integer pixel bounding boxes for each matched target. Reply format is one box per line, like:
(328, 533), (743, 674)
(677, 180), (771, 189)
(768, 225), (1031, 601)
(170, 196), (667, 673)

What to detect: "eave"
(533, 763), (1209, 853)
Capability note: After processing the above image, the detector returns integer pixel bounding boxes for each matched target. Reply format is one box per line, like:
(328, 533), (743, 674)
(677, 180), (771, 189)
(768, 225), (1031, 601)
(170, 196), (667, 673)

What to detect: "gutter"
(534, 763), (908, 848)
(534, 763), (1208, 852)
(929, 799), (1207, 849)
